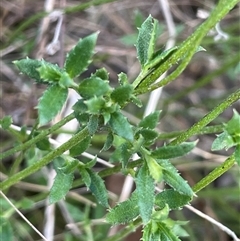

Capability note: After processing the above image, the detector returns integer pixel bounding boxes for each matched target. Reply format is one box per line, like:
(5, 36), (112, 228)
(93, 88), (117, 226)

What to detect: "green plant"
(1, 0), (239, 240)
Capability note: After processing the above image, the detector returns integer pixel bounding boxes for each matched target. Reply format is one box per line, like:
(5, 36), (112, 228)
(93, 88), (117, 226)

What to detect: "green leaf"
(118, 72), (128, 86)
(88, 114), (99, 135)
(13, 58), (44, 82)
(49, 169), (74, 203)
(84, 96), (106, 114)
(38, 85), (68, 125)
(211, 131), (235, 151)
(60, 157), (80, 174)
(80, 168), (109, 207)
(111, 84), (133, 106)
(64, 32), (98, 78)
(234, 145), (240, 165)
(136, 15), (158, 67)
(35, 137), (50, 151)
(78, 77), (110, 99)
(225, 109), (240, 144)
(138, 111), (161, 129)
(152, 141), (197, 159)
(106, 192), (139, 224)
(92, 68), (109, 80)
(59, 72), (77, 88)
(137, 129), (158, 146)
(145, 154), (163, 182)
(70, 135), (91, 157)
(157, 159), (193, 197)
(136, 163), (155, 224)
(155, 189), (192, 210)
(0, 217), (14, 241)
(109, 111), (134, 141)
(142, 222), (161, 241)
(37, 61), (62, 84)
(0, 116), (12, 129)
(101, 132), (114, 151)
(158, 222), (181, 241)
(72, 99), (88, 114)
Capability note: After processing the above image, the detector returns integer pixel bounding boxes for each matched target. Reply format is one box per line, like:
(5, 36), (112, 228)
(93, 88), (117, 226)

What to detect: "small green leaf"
(142, 222), (161, 241)
(70, 135), (91, 157)
(59, 72), (77, 88)
(13, 58), (43, 82)
(92, 68), (109, 80)
(118, 72), (128, 86)
(111, 84), (133, 106)
(38, 85), (68, 125)
(158, 222), (181, 241)
(137, 129), (158, 146)
(37, 61), (62, 84)
(78, 77), (110, 99)
(49, 169), (74, 203)
(72, 99), (88, 113)
(101, 132), (114, 151)
(106, 192), (139, 224)
(136, 163), (155, 224)
(109, 111), (134, 141)
(138, 111), (161, 129)
(0, 217), (14, 241)
(155, 189), (192, 210)
(157, 159), (193, 197)
(88, 115), (99, 135)
(80, 168), (109, 207)
(152, 141), (197, 159)
(35, 137), (50, 150)
(145, 155), (163, 182)
(225, 109), (240, 144)
(0, 116), (12, 129)
(211, 131), (234, 151)
(60, 157), (80, 174)
(84, 96), (105, 114)
(64, 32), (98, 78)
(136, 15), (158, 67)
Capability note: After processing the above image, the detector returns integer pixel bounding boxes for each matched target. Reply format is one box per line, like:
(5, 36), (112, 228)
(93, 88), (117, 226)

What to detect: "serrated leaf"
(59, 72), (77, 88)
(64, 32), (98, 78)
(80, 168), (109, 207)
(152, 141), (197, 159)
(137, 129), (158, 146)
(155, 189), (192, 210)
(0, 116), (12, 129)
(138, 111), (161, 129)
(136, 15), (158, 67)
(49, 170), (74, 203)
(13, 58), (44, 82)
(158, 222), (181, 241)
(109, 111), (133, 141)
(101, 132), (114, 151)
(92, 68), (109, 80)
(70, 135), (91, 157)
(84, 96), (105, 114)
(111, 84), (133, 106)
(136, 163), (155, 224)
(78, 77), (110, 99)
(106, 192), (139, 224)
(157, 159), (193, 197)
(60, 157), (80, 174)
(37, 61), (62, 83)
(145, 155), (163, 182)
(88, 115), (98, 135)
(211, 131), (235, 151)
(38, 85), (68, 125)
(118, 72), (128, 86)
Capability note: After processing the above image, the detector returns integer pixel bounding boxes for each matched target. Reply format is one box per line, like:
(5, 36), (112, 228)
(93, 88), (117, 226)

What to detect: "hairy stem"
(1, 113), (75, 160)
(0, 127), (89, 191)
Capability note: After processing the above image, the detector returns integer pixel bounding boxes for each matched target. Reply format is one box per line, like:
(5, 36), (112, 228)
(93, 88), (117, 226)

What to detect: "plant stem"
(134, 0), (239, 95)
(169, 88), (240, 145)
(192, 155), (236, 193)
(0, 127), (89, 191)
(1, 113), (75, 160)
